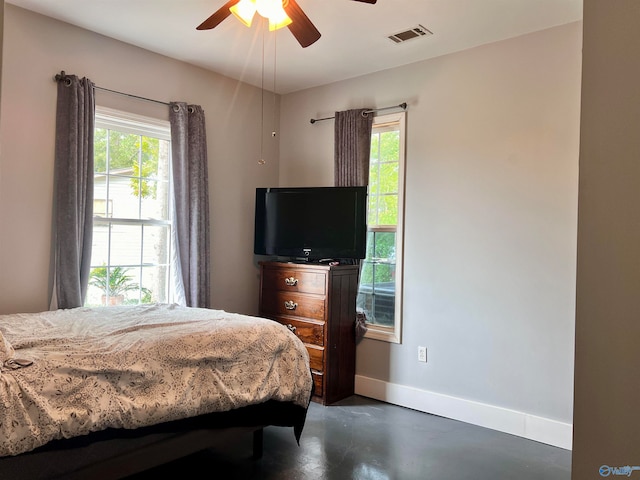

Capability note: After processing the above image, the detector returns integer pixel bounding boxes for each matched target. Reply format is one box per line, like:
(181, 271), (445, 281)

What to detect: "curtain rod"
(309, 102), (407, 124)
(54, 71), (170, 106)
(94, 86), (170, 106)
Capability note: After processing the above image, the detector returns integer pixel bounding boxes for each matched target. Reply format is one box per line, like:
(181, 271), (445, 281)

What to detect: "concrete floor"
(131, 395), (572, 479)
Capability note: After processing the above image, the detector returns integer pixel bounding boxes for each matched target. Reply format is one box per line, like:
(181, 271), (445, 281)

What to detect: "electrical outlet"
(418, 346), (427, 362)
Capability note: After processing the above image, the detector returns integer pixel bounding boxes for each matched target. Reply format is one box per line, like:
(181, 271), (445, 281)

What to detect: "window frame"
(362, 111), (406, 344)
(88, 106), (176, 306)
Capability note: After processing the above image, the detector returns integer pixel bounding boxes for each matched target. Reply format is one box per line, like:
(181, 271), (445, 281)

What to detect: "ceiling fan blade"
(196, 0), (240, 30)
(351, 0), (377, 3)
(284, 0), (321, 48)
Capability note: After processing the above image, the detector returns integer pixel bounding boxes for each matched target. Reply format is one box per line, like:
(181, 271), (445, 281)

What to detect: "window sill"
(363, 324), (401, 344)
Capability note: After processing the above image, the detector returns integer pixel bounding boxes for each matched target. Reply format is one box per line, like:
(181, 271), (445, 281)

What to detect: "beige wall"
(0, 5), (279, 315)
(280, 22), (581, 431)
(0, 1), (592, 455)
(572, 1), (640, 477)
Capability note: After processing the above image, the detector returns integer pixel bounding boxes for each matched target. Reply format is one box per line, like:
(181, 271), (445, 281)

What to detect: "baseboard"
(354, 375), (572, 450)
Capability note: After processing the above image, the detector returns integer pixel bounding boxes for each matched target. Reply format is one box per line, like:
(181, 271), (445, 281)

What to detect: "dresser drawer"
(306, 344), (324, 372)
(262, 267), (326, 295)
(271, 316), (324, 346)
(261, 291), (325, 320)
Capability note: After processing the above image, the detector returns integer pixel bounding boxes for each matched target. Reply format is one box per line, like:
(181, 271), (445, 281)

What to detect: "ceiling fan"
(196, 0), (377, 48)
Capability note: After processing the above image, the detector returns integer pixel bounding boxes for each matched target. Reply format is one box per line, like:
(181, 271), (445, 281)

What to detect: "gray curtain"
(50, 73), (95, 310)
(334, 108), (374, 187)
(169, 102), (210, 308)
(334, 108), (374, 341)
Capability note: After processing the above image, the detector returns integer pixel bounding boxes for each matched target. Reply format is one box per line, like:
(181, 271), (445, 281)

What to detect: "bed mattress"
(0, 304), (312, 457)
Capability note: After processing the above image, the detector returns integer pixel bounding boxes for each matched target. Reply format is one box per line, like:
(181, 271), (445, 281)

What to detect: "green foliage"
(379, 130), (400, 162)
(94, 128), (160, 199)
(368, 130), (400, 226)
(88, 265), (151, 300)
(130, 166), (157, 199)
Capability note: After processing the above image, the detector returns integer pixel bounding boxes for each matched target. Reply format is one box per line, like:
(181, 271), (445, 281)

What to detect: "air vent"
(387, 24), (433, 44)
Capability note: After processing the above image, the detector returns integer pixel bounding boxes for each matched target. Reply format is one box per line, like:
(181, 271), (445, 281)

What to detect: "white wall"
(280, 22), (582, 447)
(0, 5), (279, 315)
(572, 1), (640, 477)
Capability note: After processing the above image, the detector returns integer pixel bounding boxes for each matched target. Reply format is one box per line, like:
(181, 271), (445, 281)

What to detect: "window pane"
(108, 131), (140, 171)
(141, 265), (168, 303)
(358, 229), (397, 328)
(357, 291), (374, 320)
(87, 265), (141, 306)
(374, 231), (396, 260)
(374, 262), (395, 286)
(140, 180), (169, 220)
(357, 263), (396, 327)
(90, 225), (109, 266)
(94, 128), (107, 174)
(370, 291), (395, 327)
(94, 175), (109, 217)
(379, 130), (400, 162)
(378, 195), (398, 225)
(360, 260), (374, 285)
(93, 199), (113, 218)
(139, 136), (161, 178)
(369, 194), (398, 226)
(378, 162), (399, 194)
(365, 231), (375, 258)
(143, 225), (170, 265)
(108, 175), (140, 219)
(85, 283), (103, 307)
(369, 162), (380, 193)
(357, 260), (374, 321)
(110, 224), (142, 265)
(113, 266), (143, 305)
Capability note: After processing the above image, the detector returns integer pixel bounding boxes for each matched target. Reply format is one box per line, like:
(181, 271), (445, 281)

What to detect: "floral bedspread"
(0, 304), (312, 457)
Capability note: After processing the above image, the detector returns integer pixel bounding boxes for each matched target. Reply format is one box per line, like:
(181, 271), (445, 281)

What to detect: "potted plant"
(88, 265), (149, 305)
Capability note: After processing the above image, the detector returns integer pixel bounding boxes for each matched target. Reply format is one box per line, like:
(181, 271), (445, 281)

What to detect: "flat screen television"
(254, 186), (367, 262)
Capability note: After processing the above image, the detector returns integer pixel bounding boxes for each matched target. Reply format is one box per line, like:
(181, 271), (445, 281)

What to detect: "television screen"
(254, 186), (367, 262)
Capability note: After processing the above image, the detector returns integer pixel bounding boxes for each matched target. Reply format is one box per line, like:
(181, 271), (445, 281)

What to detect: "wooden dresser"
(258, 261), (359, 405)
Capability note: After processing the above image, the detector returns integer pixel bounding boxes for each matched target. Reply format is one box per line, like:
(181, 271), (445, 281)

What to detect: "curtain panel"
(50, 74), (95, 310)
(169, 102), (211, 308)
(334, 108), (373, 341)
(334, 108), (374, 187)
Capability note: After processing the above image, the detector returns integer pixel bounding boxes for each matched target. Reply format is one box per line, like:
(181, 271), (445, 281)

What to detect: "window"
(85, 107), (177, 306)
(357, 111), (406, 343)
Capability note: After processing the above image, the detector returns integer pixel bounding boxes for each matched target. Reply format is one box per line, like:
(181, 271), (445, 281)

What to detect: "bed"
(0, 303), (313, 479)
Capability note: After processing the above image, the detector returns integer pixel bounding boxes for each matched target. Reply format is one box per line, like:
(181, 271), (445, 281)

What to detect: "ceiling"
(6, 0), (583, 95)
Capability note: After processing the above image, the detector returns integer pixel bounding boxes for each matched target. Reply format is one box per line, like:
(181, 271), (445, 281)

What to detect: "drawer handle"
(284, 300), (298, 310)
(285, 277), (299, 286)
(286, 324), (297, 333)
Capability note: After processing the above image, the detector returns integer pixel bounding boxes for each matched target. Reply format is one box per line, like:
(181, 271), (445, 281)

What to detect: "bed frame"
(0, 399), (309, 479)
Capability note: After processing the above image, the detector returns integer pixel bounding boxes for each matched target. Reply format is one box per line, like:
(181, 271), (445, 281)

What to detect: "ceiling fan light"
(255, 0), (276, 17)
(230, 0), (257, 27)
(255, 0), (291, 30)
(268, 12), (292, 31)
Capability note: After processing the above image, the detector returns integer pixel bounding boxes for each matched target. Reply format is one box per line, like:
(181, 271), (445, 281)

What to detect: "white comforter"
(0, 304), (312, 457)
